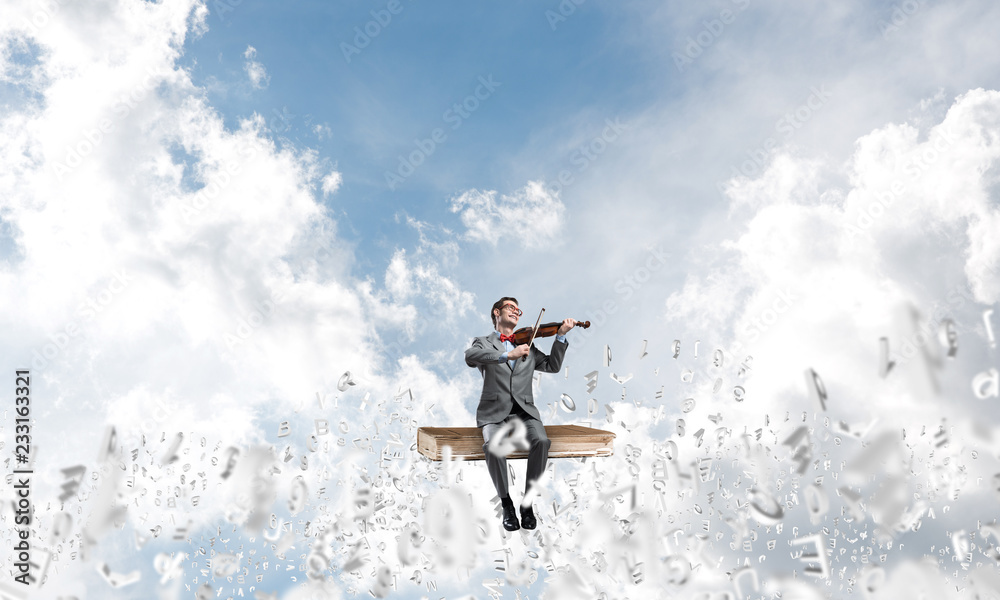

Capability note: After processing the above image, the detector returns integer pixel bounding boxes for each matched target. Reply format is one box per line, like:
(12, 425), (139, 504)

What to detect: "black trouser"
(480, 404), (550, 500)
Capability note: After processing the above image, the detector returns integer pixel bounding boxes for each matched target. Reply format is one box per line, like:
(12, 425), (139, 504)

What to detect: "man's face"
(497, 301), (521, 327)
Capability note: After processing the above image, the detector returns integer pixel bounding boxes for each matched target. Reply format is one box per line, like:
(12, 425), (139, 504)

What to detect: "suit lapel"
(489, 332), (515, 372)
(510, 344), (527, 374)
(488, 332), (503, 351)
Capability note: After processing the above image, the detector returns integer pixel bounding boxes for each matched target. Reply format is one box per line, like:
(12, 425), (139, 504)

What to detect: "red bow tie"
(499, 333), (516, 343)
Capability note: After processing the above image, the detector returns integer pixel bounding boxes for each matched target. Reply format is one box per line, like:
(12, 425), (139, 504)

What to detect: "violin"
(510, 320), (591, 346)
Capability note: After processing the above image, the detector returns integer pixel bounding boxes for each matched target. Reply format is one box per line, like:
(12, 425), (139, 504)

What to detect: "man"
(465, 297), (577, 531)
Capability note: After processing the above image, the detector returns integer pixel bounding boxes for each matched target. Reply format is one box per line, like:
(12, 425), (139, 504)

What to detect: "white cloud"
(667, 88), (1000, 426)
(7, 0), (1000, 595)
(450, 180), (565, 248)
(385, 248), (414, 300)
(0, 0), (393, 552)
(378, 247), (474, 330)
(321, 170), (342, 196)
(378, 215), (472, 313)
(313, 122), (332, 139)
(0, 7), (501, 597)
(355, 216), (476, 373)
(243, 44), (269, 89)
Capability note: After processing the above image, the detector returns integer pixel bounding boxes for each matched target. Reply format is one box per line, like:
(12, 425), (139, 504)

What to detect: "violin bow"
(522, 308), (545, 362)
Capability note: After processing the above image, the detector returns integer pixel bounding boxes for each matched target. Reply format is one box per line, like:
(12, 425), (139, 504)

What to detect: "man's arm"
(465, 337), (504, 367)
(533, 318), (576, 372)
(531, 337), (568, 373)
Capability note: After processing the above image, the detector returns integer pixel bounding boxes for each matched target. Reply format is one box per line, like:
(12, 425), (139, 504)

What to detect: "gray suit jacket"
(465, 332), (568, 427)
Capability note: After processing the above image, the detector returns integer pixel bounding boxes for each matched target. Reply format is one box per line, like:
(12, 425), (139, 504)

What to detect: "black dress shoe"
(502, 502), (520, 531)
(520, 505), (536, 530)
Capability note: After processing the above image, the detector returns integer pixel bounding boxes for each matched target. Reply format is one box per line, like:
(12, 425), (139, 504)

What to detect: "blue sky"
(5, 0), (1000, 598)
(194, 4), (651, 343)
(180, 0), (659, 276)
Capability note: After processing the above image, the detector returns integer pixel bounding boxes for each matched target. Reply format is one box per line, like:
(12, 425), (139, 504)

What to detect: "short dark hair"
(491, 296), (518, 328)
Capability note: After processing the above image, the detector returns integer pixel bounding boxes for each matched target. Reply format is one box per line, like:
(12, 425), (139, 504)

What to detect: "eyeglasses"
(501, 303), (522, 317)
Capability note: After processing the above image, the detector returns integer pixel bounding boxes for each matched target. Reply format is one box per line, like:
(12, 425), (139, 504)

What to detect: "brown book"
(417, 424), (615, 461)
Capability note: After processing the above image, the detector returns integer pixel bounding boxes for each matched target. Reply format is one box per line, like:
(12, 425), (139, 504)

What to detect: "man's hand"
(509, 344), (531, 359)
(557, 318), (577, 336)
